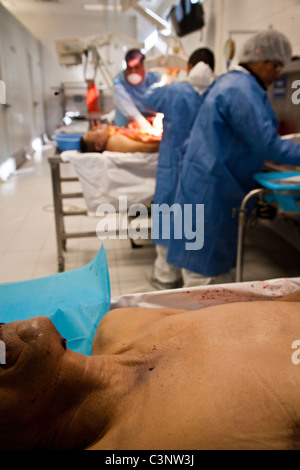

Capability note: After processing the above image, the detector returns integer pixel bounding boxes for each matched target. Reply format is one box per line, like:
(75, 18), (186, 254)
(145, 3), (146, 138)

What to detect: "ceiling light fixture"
(83, 4), (122, 11)
(133, 5), (170, 30)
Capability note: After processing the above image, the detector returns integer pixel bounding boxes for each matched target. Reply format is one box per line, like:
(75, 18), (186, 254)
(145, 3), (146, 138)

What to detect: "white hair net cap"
(239, 30), (292, 67)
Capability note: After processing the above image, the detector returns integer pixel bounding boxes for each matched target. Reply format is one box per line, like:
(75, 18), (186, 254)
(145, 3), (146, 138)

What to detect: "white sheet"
(61, 150), (158, 216)
(111, 277), (300, 310)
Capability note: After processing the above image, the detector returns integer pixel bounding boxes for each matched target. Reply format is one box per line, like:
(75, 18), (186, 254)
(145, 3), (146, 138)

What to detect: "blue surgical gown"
(142, 81), (203, 247)
(113, 71), (160, 127)
(167, 69), (300, 277)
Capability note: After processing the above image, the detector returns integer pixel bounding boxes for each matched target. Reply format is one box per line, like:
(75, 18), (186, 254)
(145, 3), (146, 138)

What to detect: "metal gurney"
(60, 150), (159, 215)
(48, 149), (158, 272)
(236, 171), (300, 282)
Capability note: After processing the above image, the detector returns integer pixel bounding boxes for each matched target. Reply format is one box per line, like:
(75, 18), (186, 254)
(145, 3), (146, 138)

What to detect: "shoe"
(146, 270), (183, 291)
(150, 277), (183, 291)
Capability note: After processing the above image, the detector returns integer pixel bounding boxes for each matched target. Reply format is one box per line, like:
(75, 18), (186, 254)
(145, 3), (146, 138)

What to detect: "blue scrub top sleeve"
(113, 82), (145, 123)
(226, 86), (300, 167)
(142, 85), (169, 113)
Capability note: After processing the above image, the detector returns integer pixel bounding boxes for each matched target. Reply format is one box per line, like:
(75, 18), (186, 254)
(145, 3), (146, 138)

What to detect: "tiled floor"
(1, 145), (300, 299)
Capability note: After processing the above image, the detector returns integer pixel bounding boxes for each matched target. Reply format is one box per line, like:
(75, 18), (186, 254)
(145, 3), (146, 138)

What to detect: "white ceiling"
(0, 0), (170, 15)
(0, 0), (176, 37)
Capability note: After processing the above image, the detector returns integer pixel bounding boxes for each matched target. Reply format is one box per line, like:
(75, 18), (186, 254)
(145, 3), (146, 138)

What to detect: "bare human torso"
(89, 299), (300, 450)
(106, 134), (160, 153)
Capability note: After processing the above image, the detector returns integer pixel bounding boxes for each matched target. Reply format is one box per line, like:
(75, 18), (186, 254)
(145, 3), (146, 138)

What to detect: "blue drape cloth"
(0, 246), (111, 356)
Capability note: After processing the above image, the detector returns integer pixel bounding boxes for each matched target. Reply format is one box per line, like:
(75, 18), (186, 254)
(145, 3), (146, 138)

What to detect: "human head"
(239, 30), (292, 88)
(187, 48), (215, 73)
(125, 49), (146, 86)
(80, 126), (110, 153)
(0, 318), (69, 449)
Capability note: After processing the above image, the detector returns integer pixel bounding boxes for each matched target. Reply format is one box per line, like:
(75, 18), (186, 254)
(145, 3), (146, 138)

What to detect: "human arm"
(226, 77), (300, 166)
(142, 83), (170, 114)
(113, 81), (153, 130)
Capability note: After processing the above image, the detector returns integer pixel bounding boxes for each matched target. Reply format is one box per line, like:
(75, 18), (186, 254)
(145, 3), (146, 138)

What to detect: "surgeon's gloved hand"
(136, 116), (154, 132)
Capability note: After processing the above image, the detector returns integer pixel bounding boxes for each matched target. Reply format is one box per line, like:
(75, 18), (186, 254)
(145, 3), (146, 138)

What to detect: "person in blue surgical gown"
(166, 30), (300, 287)
(113, 49), (160, 129)
(142, 48), (215, 290)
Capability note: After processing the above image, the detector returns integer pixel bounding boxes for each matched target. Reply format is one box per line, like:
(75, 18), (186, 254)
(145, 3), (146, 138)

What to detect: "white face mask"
(126, 73), (143, 86)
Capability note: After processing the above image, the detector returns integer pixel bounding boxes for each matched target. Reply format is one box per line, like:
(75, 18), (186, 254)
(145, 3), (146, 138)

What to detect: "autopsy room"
(1, 0), (300, 451)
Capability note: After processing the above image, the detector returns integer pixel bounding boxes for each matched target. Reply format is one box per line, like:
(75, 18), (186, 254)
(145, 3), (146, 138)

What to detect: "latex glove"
(136, 115), (154, 131)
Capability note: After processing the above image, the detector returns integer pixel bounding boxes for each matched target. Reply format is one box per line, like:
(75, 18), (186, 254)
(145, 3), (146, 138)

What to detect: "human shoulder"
(146, 71), (161, 85)
(206, 70), (264, 112)
(92, 307), (186, 355)
(217, 69), (263, 95)
(151, 81), (195, 105)
(113, 71), (126, 86)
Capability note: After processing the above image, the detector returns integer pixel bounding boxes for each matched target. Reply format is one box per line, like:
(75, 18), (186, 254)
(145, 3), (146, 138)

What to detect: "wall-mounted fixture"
(169, 0), (205, 37)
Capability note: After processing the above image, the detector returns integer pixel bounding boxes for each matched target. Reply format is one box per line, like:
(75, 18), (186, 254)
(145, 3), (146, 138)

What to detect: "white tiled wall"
(0, 5), (44, 171)
(220, 0), (300, 72)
